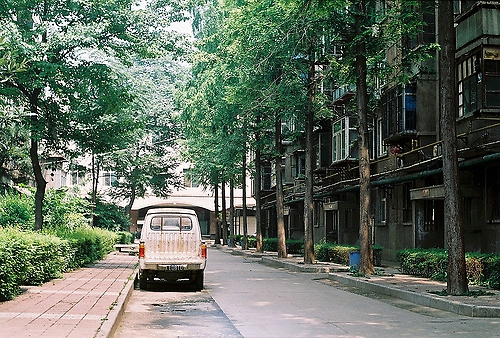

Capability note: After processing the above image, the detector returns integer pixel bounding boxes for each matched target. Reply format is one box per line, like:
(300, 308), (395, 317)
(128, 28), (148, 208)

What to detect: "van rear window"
(150, 216), (193, 231)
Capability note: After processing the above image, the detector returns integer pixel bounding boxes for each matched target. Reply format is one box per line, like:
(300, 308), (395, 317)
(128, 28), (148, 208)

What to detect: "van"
(138, 208), (207, 290)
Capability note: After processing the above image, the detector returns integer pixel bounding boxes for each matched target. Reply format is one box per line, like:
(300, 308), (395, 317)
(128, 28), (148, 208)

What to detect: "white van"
(138, 208), (207, 290)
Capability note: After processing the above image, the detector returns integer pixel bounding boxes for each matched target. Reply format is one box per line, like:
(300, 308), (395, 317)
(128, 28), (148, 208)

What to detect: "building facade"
(255, 0), (500, 261)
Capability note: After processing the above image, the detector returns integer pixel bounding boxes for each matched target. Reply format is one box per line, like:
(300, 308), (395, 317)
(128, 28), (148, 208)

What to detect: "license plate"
(160, 264), (186, 271)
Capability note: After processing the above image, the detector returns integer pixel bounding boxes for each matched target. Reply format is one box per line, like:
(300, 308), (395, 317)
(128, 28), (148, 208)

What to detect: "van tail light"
(201, 243), (207, 259)
(139, 241), (145, 258)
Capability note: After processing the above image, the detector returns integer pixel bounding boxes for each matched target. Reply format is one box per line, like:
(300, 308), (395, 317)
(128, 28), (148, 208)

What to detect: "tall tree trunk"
(125, 184), (136, 217)
(255, 131), (263, 252)
(275, 116), (287, 258)
(29, 95), (45, 231)
(438, 0), (468, 295)
(30, 137), (46, 231)
(90, 153), (100, 227)
(214, 184), (221, 245)
(222, 181), (228, 246)
(303, 40), (316, 264)
(242, 150), (248, 250)
(356, 0), (374, 275)
(229, 178), (235, 247)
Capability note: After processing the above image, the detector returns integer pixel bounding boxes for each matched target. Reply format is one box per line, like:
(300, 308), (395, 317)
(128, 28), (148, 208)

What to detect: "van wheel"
(194, 271), (204, 291)
(139, 274), (147, 290)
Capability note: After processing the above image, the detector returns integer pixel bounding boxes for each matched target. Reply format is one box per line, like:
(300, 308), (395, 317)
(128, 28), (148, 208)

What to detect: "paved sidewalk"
(0, 251), (138, 338)
(222, 246), (500, 318)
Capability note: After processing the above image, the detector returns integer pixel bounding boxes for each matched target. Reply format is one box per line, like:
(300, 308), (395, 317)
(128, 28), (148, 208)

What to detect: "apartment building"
(256, 0), (500, 261)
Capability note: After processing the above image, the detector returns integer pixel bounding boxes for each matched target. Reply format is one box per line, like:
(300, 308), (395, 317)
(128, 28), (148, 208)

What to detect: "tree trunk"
(303, 41), (315, 264)
(214, 184), (221, 245)
(438, 0), (468, 295)
(255, 137), (264, 252)
(356, 0), (374, 275)
(125, 185), (136, 217)
(30, 137), (46, 231)
(275, 116), (287, 258)
(242, 151), (248, 250)
(229, 179), (235, 247)
(222, 181), (228, 246)
(29, 96), (46, 231)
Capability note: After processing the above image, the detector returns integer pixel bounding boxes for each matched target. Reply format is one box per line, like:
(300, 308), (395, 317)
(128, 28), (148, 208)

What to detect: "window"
(405, 2), (435, 50)
(382, 84), (417, 138)
(332, 117), (358, 163)
(458, 52), (481, 116)
(376, 118), (387, 157)
(484, 48), (500, 108)
(150, 216), (193, 231)
(316, 132), (331, 168)
(458, 48), (500, 116)
(103, 172), (116, 187)
(183, 169), (199, 188)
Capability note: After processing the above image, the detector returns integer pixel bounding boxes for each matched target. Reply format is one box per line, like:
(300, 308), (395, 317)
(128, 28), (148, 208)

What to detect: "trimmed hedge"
(0, 226), (119, 301)
(314, 243), (358, 265)
(396, 248), (500, 289)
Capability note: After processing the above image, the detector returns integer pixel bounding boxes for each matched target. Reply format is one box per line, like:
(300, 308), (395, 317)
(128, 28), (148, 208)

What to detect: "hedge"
(0, 226), (120, 301)
(396, 248), (500, 289)
(315, 243), (359, 265)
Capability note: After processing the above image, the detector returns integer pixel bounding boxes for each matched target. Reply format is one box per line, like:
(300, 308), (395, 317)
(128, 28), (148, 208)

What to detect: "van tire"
(139, 274), (147, 290)
(194, 271), (204, 291)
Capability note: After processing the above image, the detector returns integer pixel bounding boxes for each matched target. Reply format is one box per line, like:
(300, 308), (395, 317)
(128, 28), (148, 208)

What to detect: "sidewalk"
(0, 251), (138, 338)
(222, 246), (500, 318)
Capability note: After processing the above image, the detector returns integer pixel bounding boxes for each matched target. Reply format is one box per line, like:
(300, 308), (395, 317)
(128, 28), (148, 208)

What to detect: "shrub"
(396, 248), (500, 289)
(0, 191), (34, 230)
(53, 226), (119, 268)
(117, 231), (134, 244)
(0, 227), (71, 301)
(261, 238), (304, 254)
(93, 199), (130, 232)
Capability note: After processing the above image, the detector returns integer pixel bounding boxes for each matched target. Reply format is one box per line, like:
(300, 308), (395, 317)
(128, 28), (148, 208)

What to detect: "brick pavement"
(0, 251), (138, 338)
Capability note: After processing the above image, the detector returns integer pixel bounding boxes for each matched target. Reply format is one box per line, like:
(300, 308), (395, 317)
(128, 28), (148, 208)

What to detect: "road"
(114, 248), (500, 337)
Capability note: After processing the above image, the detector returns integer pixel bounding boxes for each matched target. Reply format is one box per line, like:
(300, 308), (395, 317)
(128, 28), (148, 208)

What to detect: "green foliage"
(261, 238), (304, 254)
(314, 242), (383, 266)
(0, 227), (71, 301)
(0, 191), (34, 229)
(55, 227), (119, 268)
(43, 188), (89, 229)
(93, 198), (130, 232)
(117, 231), (134, 245)
(396, 248), (500, 289)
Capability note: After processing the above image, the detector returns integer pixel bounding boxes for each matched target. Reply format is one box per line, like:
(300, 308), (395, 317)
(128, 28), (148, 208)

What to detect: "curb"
(261, 256), (349, 273)
(96, 266), (139, 338)
(327, 273), (500, 318)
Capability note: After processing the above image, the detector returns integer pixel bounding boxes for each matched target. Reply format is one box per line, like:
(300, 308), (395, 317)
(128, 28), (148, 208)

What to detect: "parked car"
(138, 208), (207, 290)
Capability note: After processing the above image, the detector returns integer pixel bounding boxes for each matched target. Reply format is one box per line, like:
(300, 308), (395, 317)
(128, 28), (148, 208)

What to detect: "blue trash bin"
(349, 250), (360, 271)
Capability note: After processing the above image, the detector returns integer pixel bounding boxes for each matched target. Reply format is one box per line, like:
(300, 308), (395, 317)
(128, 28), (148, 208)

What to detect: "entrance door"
(416, 199), (444, 248)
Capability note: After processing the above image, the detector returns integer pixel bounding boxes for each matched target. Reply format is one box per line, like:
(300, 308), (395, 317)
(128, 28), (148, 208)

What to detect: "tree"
(354, 0), (375, 275)
(437, 0), (468, 295)
(0, 0), (188, 229)
(102, 57), (185, 215)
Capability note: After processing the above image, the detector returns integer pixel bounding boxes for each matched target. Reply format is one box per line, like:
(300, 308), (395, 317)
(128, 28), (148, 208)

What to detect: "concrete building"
(255, 1), (500, 261)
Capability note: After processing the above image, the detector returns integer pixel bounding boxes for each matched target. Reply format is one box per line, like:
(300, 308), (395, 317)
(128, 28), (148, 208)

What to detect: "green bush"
(0, 191), (34, 230)
(56, 227), (119, 268)
(117, 231), (134, 244)
(93, 198), (130, 232)
(261, 238), (304, 254)
(314, 242), (360, 265)
(0, 228), (72, 301)
(396, 248), (500, 289)
(43, 188), (90, 230)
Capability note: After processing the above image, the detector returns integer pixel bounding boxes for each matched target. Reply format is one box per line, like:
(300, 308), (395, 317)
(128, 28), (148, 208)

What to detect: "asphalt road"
(114, 248), (500, 337)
